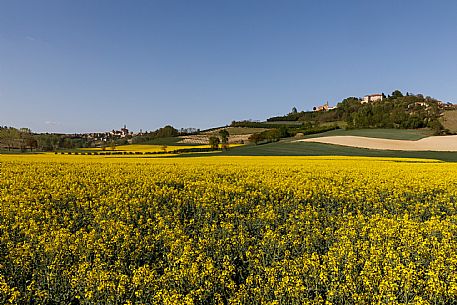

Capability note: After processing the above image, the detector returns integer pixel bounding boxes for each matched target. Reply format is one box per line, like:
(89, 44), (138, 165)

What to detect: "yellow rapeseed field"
(1, 154), (457, 304)
(85, 144), (243, 153)
(86, 144), (211, 152)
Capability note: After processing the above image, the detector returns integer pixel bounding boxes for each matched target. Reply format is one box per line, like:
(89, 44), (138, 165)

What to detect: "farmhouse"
(362, 94), (384, 104)
(314, 101), (337, 112)
(314, 102), (329, 112)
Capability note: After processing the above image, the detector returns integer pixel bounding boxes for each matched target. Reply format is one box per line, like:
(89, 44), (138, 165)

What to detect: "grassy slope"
(441, 110), (457, 133)
(303, 128), (432, 140)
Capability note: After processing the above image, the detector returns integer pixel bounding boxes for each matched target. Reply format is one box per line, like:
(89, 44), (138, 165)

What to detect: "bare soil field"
(298, 135), (457, 151)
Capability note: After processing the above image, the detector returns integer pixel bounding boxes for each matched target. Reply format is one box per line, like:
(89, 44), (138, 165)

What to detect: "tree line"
(0, 124), (189, 152)
(0, 127), (38, 151)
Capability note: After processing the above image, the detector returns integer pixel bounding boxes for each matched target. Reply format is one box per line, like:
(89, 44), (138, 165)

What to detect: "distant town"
(59, 126), (201, 145)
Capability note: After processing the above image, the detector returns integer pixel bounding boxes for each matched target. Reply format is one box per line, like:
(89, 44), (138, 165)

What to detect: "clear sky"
(1, 0), (456, 133)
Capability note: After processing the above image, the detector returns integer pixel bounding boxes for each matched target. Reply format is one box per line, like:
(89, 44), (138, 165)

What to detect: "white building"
(315, 102), (329, 111)
(314, 101), (338, 112)
(362, 94), (383, 104)
(109, 125), (130, 138)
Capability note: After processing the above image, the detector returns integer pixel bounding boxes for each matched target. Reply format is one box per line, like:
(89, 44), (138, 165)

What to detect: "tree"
(248, 133), (265, 145)
(208, 136), (220, 150)
(131, 125), (179, 144)
(19, 128), (37, 151)
(219, 129), (229, 150)
(0, 128), (19, 151)
(156, 125), (179, 138)
(391, 90), (403, 98)
(264, 129), (281, 142)
(278, 126), (289, 138)
(110, 140), (116, 151)
(61, 138), (75, 149)
(219, 129), (229, 143)
(25, 136), (38, 151)
(36, 134), (59, 151)
(429, 119), (444, 135)
(336, 97), (362, 121)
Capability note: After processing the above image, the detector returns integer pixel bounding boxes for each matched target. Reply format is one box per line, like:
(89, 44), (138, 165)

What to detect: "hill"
(265, 90), (455, 134)
(222, 90), (455, 148)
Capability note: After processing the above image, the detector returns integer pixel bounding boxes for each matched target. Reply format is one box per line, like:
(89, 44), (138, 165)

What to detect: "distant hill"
(266, 90), (456, 135)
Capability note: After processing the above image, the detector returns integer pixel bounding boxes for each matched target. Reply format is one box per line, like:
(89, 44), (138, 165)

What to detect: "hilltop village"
(313, 92), (450, 112)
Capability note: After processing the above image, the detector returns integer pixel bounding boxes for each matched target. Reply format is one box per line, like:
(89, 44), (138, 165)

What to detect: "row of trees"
(0, 127), (37, 151)
(0, 124), (192, 152)
(0, 127), (102, 152)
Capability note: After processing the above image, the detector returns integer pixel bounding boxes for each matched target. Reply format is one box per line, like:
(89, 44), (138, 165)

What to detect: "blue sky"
(1, 0), (456, 133)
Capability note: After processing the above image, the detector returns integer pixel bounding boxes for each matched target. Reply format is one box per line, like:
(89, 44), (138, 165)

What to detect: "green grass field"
(303, 128), (432, 140)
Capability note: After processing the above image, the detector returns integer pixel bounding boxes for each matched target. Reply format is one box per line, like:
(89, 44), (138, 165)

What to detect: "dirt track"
(298, 135), (457, 151)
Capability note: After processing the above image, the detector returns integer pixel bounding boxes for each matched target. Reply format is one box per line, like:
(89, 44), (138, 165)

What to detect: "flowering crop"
(1, 155), (457, 304)
(85, 144), (212, 152)
(85, 144), (243, 152)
